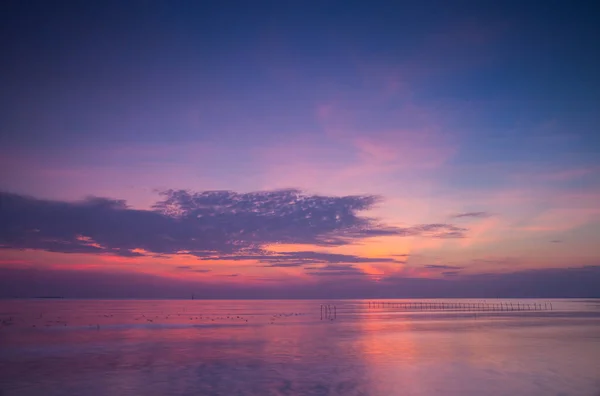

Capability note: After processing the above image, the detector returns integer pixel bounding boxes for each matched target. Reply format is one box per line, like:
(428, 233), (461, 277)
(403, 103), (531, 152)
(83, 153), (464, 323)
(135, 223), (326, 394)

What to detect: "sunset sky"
(1, 1), (599, 298)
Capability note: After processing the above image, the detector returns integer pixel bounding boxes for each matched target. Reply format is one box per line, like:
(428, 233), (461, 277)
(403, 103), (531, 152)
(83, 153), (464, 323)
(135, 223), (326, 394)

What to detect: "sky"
(1, 0), (599, 298)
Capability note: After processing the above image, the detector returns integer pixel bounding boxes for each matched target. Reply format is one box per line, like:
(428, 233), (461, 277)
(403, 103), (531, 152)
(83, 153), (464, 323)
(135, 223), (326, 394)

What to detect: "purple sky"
(1, 1), (599, 297)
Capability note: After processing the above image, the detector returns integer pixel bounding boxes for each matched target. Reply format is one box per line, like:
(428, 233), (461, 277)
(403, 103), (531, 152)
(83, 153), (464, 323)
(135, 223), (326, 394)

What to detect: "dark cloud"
(0, 190), (467, 260)
(424, 265), (464, 270)
(317, 264), (358, 271)
(441, 271), (461, 277)
(450, 211), (491, 219)
(470, 257), (519, 265)
(306, 271), (368, 277)
(396, 224), (467, 238)
(175, 266), (211, 273)
(550, 240), (562, 243)
(203, 250), (402, 268)
(116, 250), (146, 257)
(305, 264), (369, 277)
(260, 261), (310, 268)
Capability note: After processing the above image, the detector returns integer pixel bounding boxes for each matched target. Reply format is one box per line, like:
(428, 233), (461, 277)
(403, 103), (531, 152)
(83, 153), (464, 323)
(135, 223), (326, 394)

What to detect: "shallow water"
(1, 299), (599, 396)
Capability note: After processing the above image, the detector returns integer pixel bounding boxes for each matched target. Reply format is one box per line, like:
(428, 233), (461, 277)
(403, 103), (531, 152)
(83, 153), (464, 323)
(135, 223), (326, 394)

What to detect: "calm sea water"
(1, 299), (599, 396)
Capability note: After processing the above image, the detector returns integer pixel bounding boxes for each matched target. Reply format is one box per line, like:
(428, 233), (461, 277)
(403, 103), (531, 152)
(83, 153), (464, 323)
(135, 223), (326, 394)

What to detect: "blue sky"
(1, 0), (599, 297)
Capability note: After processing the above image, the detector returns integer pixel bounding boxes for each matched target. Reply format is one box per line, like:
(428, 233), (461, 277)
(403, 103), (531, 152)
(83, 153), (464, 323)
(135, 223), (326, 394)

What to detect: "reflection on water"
(1, 299), (600, 395)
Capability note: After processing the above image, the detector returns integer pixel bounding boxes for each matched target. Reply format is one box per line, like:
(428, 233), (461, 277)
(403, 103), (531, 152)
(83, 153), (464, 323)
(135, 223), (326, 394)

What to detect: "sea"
(1, 299), (599, 396)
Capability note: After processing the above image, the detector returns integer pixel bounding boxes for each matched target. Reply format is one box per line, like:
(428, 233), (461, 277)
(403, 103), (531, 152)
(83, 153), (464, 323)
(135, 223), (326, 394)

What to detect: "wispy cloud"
(424, 264), (464, 270)
(305, 264), (369, 277)
(175, 266), (211, 273)
(397, 224), (467, 238)
(450, 211), (491, 219)
(203, 250), (403, 268)
(441, 271), (461, 277)
(470, 257), (520, 266)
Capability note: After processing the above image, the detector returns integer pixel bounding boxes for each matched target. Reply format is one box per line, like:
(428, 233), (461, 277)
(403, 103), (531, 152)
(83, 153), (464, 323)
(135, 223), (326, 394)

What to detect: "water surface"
(1, 299), (599, 395)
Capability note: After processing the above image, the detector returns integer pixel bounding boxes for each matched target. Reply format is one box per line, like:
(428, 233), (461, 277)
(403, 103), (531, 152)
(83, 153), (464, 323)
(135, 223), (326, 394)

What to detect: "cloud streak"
(175, 266), (211, 273)
(424, 265), (464, 270)
(305, 264), (370, 277)
(450, 211), (491, 219)
(204, 250), (403, 268)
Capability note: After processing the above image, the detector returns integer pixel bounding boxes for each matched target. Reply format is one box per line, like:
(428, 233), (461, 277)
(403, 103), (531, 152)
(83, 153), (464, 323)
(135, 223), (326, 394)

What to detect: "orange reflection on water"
(356, 305), (416, 359)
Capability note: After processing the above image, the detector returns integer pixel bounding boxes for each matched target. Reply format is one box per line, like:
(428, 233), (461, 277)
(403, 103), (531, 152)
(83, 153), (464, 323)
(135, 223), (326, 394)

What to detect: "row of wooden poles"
(321, 304), (337, 320)
(367, 301), (553, 311)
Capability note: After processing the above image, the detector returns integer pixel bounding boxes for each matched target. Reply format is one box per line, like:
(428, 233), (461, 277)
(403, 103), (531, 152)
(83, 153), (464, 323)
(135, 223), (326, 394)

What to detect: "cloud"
(396, 224), (467, 238)
(0, 190), (468, 260)
(175, 266), (211, 273)
(203, 250), (403, 268)
(441, 271), (460, 277)
(470, 257), (520, 266)
(305, 264), (369, 277)
(0, 189), (383, 257)
(261, 261), (309, 268)
(550, 240), (562, 243)
(450, 211), (491, 219)
(424, 265), (464, 270)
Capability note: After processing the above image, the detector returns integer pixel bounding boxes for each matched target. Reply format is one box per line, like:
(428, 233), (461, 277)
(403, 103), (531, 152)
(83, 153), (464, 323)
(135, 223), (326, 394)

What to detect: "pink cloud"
(353, 131), (456, 170)
(457, 217), (504, 248)
(312, 84), (459, 181)
(0, 259), (32, 266)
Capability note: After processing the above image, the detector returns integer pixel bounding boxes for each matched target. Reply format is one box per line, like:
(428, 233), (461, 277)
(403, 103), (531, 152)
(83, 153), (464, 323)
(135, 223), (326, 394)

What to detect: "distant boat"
(34, 296), (64, 299)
